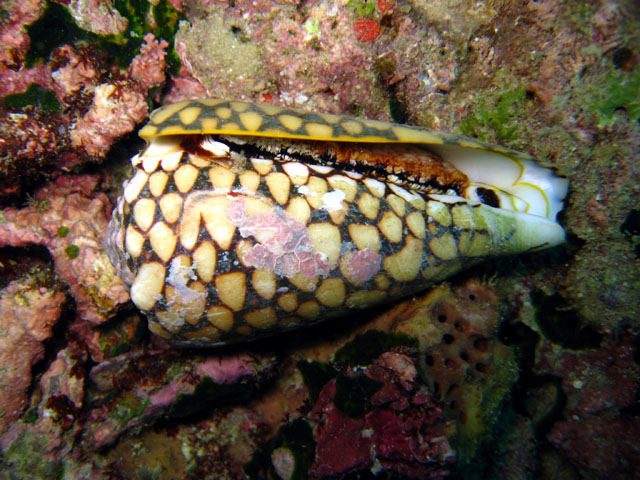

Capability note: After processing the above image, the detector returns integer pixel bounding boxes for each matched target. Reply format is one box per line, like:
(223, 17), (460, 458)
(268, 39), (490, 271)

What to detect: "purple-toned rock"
(84, 351), (278, 449)
(0, 342), (89, 469)
(310, 352), (455, 479)
(536, 335), (640, 479)
(0, 280), (66, 433)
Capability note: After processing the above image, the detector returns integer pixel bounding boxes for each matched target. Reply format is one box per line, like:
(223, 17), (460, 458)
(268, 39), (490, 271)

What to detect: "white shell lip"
(433, 144), (568, 223)
(143, 135), (182, 157)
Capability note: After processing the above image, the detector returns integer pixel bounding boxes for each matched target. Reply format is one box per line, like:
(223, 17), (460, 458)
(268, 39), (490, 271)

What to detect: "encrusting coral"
(0, 174), (129, 324)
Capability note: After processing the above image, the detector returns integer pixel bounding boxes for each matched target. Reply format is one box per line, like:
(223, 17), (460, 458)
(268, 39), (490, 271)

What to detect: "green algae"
(110, 0), (184, 73)
(110, 341), (131, 357)
(96, 314), (145, 359)
(2, 83), (61, 113)
(1, 428), (65, 479)
(333, 330), (417, 367)
(112, 396), (151, 426)
(302, 18), (321, 38)
(64, 245), (79, 259)
(22, 408), (39, 424)
(347, 0), (377, 16)
(448, 341), (519, 463)
(25, 0), (183, 73)
(25, 1), (97, 68)
(459, 87), (527, 144)
(56, 226), (69, 238)
(24, 193), (50, 212)
(590, 68), (640, 128)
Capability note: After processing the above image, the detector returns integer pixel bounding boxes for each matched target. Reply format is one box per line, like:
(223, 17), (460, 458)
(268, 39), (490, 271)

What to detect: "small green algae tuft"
(112, 396), (151, 426)
(24, 193), (50, 212)
(22, 408), (39, 424)
(347, 0), (377, 16)
(459, 87), (526, 144)
(303, 18), (321, 38)
(65, 245), (80, 259)
(590, 68), (640, 128)
(57, 226), (69, 238)
(110, 341), (131, 357)
(3, 83), (61, 113)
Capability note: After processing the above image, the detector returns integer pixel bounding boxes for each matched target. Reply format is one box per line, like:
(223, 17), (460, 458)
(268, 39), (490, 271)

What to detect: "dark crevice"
(531, 291), (602, 350)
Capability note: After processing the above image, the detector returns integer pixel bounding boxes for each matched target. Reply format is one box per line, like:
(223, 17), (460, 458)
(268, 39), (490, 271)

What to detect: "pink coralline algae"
(65, 0), (128, 36)
(162, 68), (209, 103)
(174, 1), (388, 116)
(69, 82), (148, 157)
(0, 174), (129, 324)
(167, 0), (184, 12)
(261, 3), (385, 114)
(0, 0), (44, 67)
(70, 33), (170, 157)
(51, 45), (100, 97)
(128, 33), (170, 92)
(0, 280), (66, 433)
(0, 32), (170, 191)
(310, 352), (456, 479)
(0, 63), (56, 98)
(228, 199), (330, 279)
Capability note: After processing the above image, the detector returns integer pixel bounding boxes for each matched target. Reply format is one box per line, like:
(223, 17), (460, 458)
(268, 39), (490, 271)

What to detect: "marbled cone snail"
(104, 99), (568, 347)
